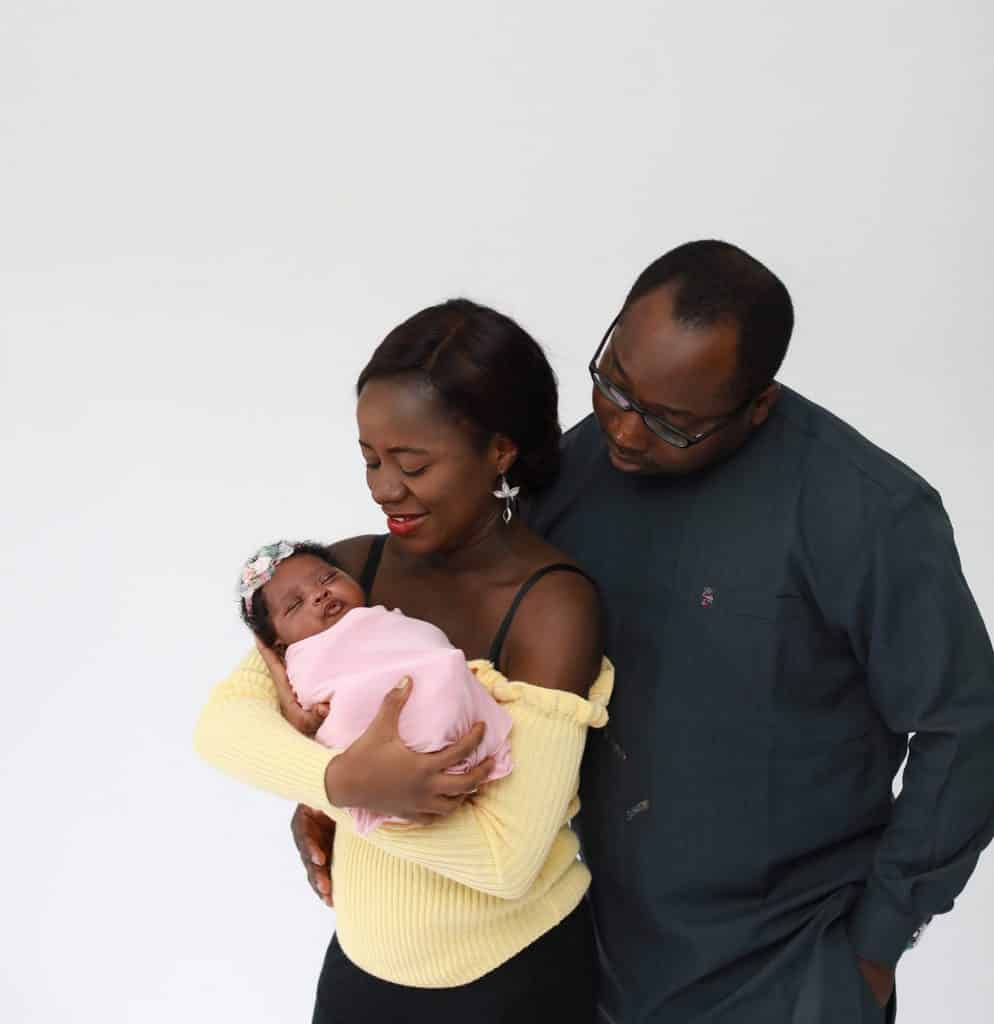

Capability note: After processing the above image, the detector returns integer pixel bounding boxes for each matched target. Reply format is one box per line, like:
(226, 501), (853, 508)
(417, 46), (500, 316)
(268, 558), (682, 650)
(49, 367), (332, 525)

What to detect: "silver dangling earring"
(492, 474), (520, 524)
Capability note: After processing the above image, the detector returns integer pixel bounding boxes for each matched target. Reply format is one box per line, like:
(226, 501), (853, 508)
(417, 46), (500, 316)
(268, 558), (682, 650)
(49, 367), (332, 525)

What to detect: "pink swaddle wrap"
(285, 605), (514, 834)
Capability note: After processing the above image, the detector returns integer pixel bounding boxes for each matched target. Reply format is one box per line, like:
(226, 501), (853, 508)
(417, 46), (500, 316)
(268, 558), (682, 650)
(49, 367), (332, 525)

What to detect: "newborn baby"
(238, 540), (513, 834)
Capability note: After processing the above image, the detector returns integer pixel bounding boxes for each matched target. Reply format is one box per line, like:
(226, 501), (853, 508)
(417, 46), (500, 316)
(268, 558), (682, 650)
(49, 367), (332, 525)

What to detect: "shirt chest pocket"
(660, 585), (806, 734)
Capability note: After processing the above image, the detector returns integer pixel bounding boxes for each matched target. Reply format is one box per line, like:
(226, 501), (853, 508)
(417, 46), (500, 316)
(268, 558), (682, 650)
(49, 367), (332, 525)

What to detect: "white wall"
(2, 3), (991, 1021)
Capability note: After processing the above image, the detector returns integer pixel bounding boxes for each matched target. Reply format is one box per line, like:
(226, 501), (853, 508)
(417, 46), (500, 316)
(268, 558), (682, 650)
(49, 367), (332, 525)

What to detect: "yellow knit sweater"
(194, 648), (613, 987)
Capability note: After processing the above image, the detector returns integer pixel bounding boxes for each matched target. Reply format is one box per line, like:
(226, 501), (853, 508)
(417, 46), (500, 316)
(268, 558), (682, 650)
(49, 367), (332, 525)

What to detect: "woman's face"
(356, 375), (512, 556)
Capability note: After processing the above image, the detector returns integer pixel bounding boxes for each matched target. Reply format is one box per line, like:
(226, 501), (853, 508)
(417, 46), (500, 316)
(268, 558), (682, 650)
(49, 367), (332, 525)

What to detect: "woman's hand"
(290, 805), (335, 907)
(255, 639), (329, 737)
(323, 677), (495, 825)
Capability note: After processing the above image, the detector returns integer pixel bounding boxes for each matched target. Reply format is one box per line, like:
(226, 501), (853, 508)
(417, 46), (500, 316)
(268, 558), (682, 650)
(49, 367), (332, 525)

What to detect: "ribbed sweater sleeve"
(193, 648), (340, 808)
(194, 649), (613, 899)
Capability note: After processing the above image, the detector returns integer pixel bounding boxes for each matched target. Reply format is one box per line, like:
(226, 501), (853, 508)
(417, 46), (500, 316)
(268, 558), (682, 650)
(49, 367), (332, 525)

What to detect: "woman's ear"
(490, 433), (519, 477)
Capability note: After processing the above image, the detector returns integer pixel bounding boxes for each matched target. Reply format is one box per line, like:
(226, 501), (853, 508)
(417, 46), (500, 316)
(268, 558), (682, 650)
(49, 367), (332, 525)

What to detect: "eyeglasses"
(588, 316), (755, 450)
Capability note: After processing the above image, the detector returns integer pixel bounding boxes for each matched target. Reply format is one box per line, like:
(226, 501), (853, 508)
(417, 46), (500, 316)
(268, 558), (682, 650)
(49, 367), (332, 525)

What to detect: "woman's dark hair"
(239, 541), (340, 649)
(623, 240), (794, 399)
(356, 299), (562, 492)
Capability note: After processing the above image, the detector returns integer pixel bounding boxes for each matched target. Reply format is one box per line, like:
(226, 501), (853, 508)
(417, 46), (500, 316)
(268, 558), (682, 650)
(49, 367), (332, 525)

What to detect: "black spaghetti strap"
(358, 535), (388, 602)
(488, 563), (596, 669)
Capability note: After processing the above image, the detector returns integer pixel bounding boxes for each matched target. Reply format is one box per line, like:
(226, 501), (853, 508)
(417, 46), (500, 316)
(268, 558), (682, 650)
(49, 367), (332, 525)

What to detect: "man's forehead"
(612, 288), (741, 410)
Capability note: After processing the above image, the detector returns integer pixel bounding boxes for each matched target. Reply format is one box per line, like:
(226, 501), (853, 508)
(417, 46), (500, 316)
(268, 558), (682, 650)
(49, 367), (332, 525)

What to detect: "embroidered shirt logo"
(700, 587), (716, 608)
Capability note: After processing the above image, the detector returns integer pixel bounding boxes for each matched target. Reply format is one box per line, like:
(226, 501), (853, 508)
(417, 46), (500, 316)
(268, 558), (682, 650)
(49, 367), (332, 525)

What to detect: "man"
(294, 241), (994, 1022)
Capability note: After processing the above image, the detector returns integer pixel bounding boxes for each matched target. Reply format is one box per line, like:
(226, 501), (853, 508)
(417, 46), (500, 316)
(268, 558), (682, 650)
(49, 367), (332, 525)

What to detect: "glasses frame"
(588, 315), (756, 450)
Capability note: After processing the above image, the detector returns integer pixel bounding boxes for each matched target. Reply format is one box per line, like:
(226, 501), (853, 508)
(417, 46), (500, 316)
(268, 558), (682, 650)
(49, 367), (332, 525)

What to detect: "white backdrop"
(2, 3), (991, 1021)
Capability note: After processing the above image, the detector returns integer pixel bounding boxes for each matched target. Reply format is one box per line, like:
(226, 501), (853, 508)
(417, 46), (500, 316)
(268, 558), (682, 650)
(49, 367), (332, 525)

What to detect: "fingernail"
(395, 677), (411, 690)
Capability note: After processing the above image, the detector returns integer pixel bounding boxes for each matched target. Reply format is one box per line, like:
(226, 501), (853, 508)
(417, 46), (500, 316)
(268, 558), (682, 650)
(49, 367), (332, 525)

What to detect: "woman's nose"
(368, 467), (407, 505)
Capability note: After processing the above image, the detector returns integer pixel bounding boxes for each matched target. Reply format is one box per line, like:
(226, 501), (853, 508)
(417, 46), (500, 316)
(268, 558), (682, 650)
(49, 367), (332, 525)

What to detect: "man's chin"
(607, 446), (713, 479)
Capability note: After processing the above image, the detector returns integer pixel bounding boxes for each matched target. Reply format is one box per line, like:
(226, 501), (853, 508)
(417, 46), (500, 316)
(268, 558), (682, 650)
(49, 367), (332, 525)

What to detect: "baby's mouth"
(323, 599), (344, 620)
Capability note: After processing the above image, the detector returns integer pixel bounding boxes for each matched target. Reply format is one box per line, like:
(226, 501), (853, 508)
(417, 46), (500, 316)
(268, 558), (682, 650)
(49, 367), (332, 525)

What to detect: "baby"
(238, 540), (514, 834)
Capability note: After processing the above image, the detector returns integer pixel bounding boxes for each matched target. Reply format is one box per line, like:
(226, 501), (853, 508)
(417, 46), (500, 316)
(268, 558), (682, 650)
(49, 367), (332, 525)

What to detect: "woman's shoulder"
(500, 537), (603, 696)
(514, 534), (599, 604)
(327, 534), (381, 579)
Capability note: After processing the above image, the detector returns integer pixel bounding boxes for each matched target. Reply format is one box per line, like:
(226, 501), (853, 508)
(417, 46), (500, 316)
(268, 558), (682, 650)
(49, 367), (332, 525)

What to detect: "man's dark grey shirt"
(528, 388), (994, 1023)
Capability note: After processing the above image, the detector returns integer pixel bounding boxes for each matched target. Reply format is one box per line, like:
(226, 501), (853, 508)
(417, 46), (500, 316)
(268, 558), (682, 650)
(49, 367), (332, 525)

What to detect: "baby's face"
(262, 554), (365, 648)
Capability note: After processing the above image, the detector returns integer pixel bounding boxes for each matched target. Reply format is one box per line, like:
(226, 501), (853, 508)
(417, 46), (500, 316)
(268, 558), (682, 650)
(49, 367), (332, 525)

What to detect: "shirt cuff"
(847, 879), (922, 966)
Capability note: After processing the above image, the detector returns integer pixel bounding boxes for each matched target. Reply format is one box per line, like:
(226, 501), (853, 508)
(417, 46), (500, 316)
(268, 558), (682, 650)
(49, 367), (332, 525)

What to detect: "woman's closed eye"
(363, 459), (428, 478)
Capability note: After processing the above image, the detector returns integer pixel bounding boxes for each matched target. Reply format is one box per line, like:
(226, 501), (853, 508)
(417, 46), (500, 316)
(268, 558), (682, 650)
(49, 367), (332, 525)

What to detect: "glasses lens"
(645, 417), (691, 449)
(593, 373), (632, 411)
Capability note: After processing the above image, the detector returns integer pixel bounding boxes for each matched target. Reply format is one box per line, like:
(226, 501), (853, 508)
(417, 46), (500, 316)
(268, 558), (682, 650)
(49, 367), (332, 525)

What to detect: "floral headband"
(239, 540), (296, 615)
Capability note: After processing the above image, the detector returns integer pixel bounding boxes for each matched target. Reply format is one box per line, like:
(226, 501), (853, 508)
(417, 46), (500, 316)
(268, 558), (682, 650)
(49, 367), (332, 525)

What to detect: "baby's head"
(239, 540), (366, 654)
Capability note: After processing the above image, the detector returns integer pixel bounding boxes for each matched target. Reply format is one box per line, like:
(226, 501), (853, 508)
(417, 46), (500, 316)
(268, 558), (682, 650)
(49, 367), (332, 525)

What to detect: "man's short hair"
(624, 240), (794, 398)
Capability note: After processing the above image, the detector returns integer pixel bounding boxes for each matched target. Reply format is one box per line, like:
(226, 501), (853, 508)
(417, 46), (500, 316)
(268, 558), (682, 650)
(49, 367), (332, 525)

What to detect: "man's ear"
(750, 382), (782, 427)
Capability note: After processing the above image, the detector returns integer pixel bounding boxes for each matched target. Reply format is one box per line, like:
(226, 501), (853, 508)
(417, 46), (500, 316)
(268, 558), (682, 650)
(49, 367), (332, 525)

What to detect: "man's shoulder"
(559, 414), (601, 457)
(777, 387), (939, 507)
(523, 416), (603, 534)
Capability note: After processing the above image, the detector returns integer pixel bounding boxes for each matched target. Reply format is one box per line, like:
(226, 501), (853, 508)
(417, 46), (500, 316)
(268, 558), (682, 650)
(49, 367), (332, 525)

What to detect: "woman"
(195, 298), (612, 1022)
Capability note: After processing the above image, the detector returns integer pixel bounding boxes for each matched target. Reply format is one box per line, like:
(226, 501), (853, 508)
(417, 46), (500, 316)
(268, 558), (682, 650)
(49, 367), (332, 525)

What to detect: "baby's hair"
(240, 541), (342, 649)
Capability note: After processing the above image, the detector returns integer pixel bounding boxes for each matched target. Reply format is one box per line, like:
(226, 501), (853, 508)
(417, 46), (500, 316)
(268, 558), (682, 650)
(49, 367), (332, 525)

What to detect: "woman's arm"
(195, 556), (610, 899)
(498, 568), (603, 696)
(193, 647), (490, 819)
(194, 648), (612, 899)
(335, 571), (608, 898)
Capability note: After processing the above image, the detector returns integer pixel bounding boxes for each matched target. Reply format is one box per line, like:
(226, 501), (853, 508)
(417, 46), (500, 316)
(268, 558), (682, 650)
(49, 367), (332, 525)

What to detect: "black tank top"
(357, 534), (595, 670)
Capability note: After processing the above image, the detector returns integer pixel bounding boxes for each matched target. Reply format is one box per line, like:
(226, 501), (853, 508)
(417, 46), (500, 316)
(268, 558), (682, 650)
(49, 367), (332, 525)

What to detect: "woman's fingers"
(432, 755), (495, 799)
(428, 722), (486, 773)
(408, 812), (440, 826)
(370, 677), (413, 735)
(429, 793), (469, 815)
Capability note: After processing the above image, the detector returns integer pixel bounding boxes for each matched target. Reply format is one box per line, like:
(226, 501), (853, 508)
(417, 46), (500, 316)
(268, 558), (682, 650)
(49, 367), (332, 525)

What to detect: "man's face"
(592, 283), (779, 477)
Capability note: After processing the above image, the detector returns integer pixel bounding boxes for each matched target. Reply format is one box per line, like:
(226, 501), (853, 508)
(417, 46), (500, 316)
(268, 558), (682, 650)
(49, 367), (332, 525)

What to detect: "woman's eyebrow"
(357, 440), (430, 455)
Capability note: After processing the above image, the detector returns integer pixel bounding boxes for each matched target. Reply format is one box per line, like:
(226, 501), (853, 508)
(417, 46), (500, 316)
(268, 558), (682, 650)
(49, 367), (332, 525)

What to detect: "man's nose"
(611, 408), (650, 450)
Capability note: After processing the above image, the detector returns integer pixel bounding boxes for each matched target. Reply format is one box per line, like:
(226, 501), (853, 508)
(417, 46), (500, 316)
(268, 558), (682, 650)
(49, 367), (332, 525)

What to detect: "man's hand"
(857, 956), (895, 1008)
(256, 639), (329, 737)
(324, 677), (494, 824)
(291, 805), (335, 907)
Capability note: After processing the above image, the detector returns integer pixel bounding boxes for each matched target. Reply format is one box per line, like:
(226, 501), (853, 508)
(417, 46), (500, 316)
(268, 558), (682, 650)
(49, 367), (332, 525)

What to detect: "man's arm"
(844, 489), (994, 971)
